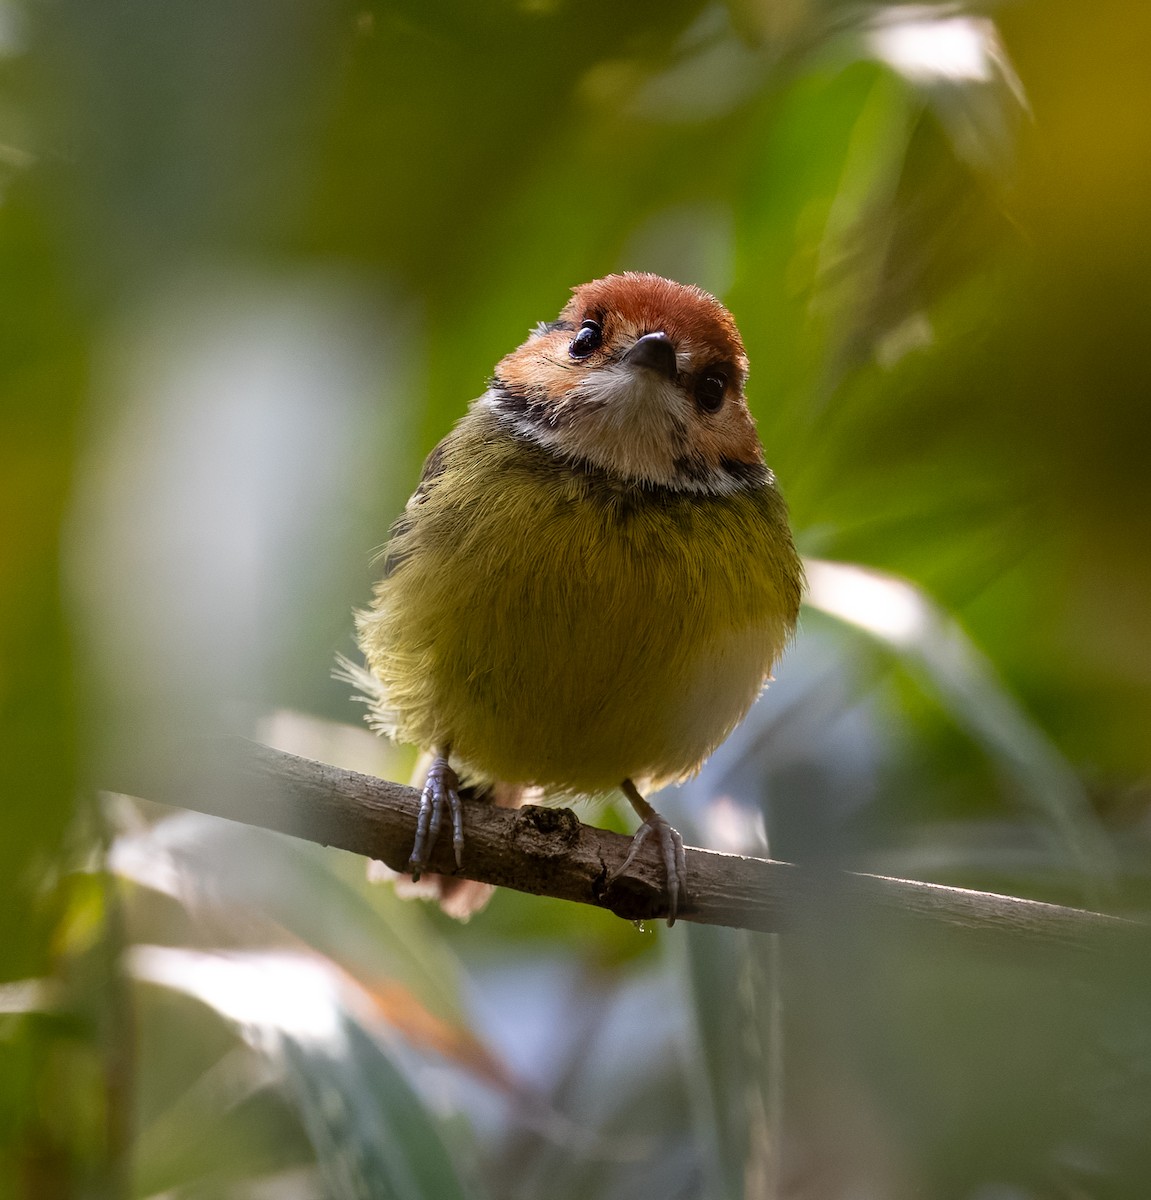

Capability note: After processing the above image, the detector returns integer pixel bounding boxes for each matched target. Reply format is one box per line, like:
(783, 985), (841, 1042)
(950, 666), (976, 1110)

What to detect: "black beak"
(622, 332), (678, 380)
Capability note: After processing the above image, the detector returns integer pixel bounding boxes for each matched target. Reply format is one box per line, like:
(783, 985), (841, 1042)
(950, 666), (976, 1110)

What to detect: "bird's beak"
(622, 332), (678, 380)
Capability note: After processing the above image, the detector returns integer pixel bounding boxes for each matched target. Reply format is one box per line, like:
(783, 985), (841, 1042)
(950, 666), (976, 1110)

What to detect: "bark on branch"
(135, 738), (1139, 952)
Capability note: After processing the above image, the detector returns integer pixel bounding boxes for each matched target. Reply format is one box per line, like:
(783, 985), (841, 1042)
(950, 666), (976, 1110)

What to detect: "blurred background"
(3, 0), (1151, 1196)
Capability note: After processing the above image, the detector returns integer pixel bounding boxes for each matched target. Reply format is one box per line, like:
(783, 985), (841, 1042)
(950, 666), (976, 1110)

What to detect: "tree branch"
(133, 738), (1139, 952)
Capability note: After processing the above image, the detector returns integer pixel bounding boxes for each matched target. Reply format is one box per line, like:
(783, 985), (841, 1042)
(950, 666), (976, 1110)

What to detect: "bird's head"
(486, 273), (767, 494)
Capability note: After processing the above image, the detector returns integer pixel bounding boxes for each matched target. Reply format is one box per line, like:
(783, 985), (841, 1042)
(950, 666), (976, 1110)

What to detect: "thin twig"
(126, 738), (1141, 951)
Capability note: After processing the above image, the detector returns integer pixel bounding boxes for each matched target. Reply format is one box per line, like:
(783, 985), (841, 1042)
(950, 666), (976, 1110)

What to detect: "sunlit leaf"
(130, 947), (477, 1200)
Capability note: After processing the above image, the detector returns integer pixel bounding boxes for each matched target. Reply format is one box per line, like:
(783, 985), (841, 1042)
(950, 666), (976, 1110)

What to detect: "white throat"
(483, 367), (745, 495)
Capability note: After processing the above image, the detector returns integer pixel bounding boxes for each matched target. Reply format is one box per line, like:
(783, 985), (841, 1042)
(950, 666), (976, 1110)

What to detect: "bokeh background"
(3, 0), (1151, 1196)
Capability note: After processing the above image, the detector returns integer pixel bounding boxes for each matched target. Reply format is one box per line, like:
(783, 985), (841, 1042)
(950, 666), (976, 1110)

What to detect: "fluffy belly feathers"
(357, 422), (800, 795)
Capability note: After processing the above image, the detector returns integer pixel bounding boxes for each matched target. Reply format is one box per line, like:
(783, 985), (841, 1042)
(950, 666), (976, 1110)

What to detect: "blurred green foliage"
(2, 0), (1150, 1196)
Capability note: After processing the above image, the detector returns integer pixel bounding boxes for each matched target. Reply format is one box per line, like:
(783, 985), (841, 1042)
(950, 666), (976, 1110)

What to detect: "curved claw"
(409, 755), (462, 880)
(609, 785), (688, 927)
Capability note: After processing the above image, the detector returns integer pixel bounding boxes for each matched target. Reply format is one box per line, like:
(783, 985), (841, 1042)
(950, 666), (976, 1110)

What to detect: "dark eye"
(569, 320), (603, 359)
(695, 370), (728, 413)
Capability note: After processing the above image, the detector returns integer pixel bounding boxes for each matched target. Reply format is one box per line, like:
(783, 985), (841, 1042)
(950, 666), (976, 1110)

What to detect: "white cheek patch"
(571, 362), (685, 427)
(565, 366), (687, 483)
(482, 367), (746, 495)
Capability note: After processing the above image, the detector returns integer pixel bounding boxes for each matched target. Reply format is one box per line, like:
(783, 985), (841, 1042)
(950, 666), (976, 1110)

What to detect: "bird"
(352, 272), (803, 924)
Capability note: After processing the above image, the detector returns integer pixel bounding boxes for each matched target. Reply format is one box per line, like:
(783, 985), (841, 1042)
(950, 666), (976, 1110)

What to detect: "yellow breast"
(357, 408), (802, 796)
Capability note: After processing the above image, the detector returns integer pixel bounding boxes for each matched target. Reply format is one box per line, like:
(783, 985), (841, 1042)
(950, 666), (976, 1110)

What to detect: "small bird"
(354, 273), (802, 923)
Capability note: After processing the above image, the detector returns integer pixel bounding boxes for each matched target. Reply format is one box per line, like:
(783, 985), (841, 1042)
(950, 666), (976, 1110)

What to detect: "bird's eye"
(695, 370), (728, 413)
(569, 320), (603, 360)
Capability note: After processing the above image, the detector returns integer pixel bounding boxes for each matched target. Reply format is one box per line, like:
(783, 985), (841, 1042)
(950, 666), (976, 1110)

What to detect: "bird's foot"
(409, 754), (464, 880)
(610, 783), (688, 926)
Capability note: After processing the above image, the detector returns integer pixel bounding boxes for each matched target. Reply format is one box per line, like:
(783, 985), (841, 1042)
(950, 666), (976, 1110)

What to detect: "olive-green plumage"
(356, 403), (802, 797)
